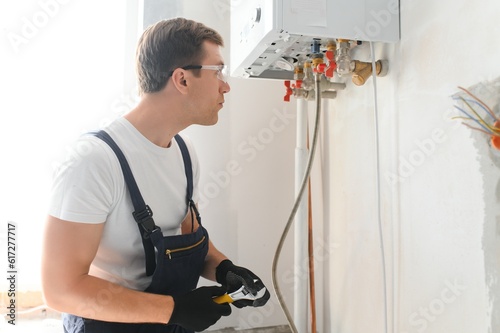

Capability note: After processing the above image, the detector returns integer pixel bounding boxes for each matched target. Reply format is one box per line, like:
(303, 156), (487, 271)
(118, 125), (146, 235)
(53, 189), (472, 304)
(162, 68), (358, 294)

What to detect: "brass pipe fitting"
(326, 41), (336, 52)
(311, 57), (324, 68)
(351, 60), (388, 86)
(294, 65), (304, 81)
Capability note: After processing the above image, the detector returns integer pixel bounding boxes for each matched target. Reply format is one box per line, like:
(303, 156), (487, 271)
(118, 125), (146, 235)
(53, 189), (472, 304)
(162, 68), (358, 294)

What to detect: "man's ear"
(171, 68), (189, 94)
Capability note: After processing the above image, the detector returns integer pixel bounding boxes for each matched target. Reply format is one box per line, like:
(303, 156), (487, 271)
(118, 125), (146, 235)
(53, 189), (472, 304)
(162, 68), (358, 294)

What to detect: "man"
(42, 17), (269, 333)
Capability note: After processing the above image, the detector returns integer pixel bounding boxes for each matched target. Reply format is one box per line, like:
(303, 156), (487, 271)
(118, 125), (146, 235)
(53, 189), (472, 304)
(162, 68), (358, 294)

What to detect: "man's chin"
(197, 116), (219, 127)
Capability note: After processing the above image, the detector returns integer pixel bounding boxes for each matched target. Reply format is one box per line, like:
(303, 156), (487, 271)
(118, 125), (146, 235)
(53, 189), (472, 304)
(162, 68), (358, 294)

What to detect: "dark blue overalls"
(63, 131), (208, 333)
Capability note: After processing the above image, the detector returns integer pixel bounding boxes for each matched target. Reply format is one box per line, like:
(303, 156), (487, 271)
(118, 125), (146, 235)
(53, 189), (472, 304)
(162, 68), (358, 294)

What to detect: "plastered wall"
(144, 1), (500, 332)
(316, 1), (500, 332)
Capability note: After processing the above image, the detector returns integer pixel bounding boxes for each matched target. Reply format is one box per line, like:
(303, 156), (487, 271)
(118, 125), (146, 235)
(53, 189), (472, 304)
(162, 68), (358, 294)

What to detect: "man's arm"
(203, 240), (228, 281)
(41, 215), (173, 324)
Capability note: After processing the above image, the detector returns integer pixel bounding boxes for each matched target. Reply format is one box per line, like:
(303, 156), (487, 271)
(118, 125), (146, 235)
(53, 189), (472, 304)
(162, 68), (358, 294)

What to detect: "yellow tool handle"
(213, 294), (234, 304)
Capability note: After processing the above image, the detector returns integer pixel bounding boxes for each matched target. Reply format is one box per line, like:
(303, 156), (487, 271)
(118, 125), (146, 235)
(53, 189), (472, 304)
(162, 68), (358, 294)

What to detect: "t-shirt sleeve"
(48, 135), (119, 223)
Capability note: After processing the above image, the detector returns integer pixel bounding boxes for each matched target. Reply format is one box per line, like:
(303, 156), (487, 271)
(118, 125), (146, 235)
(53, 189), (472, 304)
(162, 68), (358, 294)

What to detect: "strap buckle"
(132, 205), (158, 238)
(188, 199), (202, 224)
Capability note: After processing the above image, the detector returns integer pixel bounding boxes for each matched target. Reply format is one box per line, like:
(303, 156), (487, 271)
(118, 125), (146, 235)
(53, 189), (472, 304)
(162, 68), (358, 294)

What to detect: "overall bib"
(63, 131), (208, 333)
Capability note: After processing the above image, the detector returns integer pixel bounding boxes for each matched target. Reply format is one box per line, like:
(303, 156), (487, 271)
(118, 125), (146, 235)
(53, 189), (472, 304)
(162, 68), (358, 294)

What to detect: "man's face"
(185, 41), (231, 126)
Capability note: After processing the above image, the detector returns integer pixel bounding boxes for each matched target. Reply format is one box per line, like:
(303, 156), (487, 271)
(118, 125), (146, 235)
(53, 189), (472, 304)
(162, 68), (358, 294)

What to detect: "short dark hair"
(135, 17), (224, 94)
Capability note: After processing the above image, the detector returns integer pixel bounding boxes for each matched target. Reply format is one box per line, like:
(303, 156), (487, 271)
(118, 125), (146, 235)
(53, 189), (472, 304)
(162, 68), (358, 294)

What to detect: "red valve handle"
(325, 50), (336, 78)
(315, 63), (327, 74)
(284, 80), (293, 102)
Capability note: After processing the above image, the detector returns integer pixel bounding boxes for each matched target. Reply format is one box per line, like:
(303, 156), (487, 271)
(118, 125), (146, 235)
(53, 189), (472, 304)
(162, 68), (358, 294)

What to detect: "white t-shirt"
(48, 117), (200, 290)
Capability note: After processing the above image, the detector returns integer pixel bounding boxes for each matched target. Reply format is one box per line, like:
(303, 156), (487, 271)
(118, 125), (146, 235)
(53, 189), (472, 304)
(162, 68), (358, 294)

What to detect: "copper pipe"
(308, 180), (317, 333)
(306, 132), (317, 333)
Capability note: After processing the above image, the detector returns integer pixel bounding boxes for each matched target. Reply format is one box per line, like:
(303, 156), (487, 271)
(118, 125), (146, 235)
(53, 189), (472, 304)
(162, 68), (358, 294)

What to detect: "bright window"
(0, 0), (132, 293)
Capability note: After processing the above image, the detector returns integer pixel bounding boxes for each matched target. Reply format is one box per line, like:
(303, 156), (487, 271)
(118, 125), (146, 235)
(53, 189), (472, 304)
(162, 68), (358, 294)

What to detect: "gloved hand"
(168, 286), (231, 332)
(215, 259), (270, 308)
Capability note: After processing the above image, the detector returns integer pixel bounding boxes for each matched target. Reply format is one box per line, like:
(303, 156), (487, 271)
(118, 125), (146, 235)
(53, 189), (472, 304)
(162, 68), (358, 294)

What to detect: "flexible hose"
(272, 73), (322, 333)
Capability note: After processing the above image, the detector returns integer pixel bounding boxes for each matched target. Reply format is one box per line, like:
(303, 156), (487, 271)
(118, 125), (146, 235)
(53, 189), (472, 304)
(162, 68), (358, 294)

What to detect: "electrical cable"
(460, 123), (497, 136)
(457, 86), (499, 121)
(452, 87), (500, 138)
(370, 41), (389, 333)
(453, 105), (497, 134)
(451, 97), (497, 122)
(458, 98), (496, 132)
(272, 73), (322, 333)
(460, 97), (500, 133)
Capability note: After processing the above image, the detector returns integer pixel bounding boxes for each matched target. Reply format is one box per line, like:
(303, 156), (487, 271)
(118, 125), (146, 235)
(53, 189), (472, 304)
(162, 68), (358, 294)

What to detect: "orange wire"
(308, 179), (317, 333)
(462, 122), (500, 136)
(458, 86), (499, 121)
(306, 127), (317, 333)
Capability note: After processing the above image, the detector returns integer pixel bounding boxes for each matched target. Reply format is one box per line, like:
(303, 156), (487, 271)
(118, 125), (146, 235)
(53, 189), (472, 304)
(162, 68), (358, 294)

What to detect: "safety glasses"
(170, 65), (229, 83)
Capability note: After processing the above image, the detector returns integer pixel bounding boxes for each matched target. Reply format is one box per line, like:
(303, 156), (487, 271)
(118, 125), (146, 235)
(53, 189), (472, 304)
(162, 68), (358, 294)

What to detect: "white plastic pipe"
(294, 98), (309, 333)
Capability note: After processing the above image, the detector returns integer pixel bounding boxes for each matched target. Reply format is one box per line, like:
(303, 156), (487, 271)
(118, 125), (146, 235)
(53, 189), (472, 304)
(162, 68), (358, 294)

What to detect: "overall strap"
(93, 130), (158, 276)
(92, 131), (198, 276)
(174, 135), (201, 225)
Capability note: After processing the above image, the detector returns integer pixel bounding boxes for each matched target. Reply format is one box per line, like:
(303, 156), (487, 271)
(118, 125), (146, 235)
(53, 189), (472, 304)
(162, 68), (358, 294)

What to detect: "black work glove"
(168, 286), (231, 332)
(215, 259), (270, 308)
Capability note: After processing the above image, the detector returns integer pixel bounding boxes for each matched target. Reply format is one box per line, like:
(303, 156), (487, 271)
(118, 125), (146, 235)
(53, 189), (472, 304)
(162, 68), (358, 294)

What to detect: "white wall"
(194, 0), (500, 332)
(180, 2), (297, 330)
(317, 1), (500, 332)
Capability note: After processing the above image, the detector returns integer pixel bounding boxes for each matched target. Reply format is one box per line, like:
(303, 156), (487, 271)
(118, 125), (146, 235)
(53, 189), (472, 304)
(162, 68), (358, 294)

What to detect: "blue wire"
(453, 105), (494, 134)
(451, 97), (497, 122)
